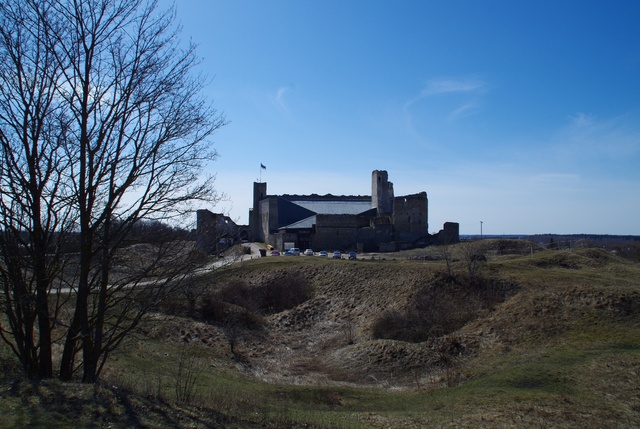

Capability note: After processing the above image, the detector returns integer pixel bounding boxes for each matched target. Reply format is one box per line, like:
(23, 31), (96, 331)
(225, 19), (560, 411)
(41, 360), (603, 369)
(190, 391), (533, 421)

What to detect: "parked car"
(332, 251), (342, 259)
(283, 251), (293, 256)
(348, 251), (357, 260)
(270, 250), (280, 256)
(289, 247), (301, 256)
(304, 249), (314, 256)
(318, 251), (328, 257)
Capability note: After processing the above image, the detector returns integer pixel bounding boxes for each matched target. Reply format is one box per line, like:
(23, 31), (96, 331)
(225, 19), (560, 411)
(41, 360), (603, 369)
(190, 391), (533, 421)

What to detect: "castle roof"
(286, 198), (372, 216)
(276, 197), (373, 231)
(279, 215), (316, 230)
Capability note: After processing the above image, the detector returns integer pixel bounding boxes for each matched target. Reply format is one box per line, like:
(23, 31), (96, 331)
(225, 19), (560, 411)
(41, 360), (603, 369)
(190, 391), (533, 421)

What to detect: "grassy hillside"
(1, 240), (639, 428)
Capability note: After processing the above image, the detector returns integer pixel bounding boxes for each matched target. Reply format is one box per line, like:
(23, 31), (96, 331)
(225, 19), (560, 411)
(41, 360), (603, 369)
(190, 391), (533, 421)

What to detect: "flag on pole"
(260, 163), (267, 170)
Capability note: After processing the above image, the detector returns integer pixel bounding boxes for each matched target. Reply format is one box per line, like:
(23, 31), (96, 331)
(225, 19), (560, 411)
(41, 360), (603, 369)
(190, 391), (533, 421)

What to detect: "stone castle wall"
(313, 214), (359, 250)
(196, 209), (249, 254)
(259, 197), (280, 246)
(392, 192), (428, 242)
(434, 222), (460, 245)
(250, 182), (267, 241)
(372, 170), (394, 216)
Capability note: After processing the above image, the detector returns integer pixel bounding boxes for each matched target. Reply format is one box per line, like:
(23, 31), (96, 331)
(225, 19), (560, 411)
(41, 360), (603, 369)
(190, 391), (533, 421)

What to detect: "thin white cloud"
(404, 77), (486, 111)
(559, 112), (640, 158)
(420, 77), (486, 96)
(270, 85), (293, 116)
(403, 77), (488, 138)
(447, 100), (481, 122)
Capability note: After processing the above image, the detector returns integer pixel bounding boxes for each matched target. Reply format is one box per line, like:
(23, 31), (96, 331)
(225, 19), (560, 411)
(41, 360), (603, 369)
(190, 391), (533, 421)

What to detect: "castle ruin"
(197, 170), (458, 253)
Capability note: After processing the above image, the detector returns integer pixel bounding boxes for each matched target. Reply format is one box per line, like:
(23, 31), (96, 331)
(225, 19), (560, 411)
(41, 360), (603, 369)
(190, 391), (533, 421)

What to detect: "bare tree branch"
(0, 0), (225, 383)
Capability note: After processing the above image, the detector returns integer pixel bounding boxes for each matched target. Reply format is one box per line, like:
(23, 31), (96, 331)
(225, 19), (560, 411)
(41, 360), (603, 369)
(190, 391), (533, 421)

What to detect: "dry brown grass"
(2, 241), (639, 428)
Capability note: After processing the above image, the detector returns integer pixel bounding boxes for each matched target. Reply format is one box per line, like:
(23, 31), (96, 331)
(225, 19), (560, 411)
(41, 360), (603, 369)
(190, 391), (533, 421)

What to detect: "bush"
(200, 292), (226, 324)
(255, 272), (313, 314)
(371, 273), (516, 342)
(199, 273), (313, 329)
(217, 280), (260, 312)
(370, 309), (410, 341)
(200, 291), (262, 330)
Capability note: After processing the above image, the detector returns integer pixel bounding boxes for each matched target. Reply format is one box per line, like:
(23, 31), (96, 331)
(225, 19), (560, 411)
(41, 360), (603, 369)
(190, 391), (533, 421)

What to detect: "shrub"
(201, 292), (221, 323)
(200, 291), (261, 330)
(199, 273), (313, 330)
(371, 273), (516, 342)
(217, 280), (260, 312)
(370, 309), (410, 341)
(255, 272), (313, 314)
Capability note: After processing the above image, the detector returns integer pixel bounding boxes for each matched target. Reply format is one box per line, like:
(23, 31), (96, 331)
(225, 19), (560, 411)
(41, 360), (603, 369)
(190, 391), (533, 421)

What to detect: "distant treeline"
(8, 220), (194, 255)
(528, 233), (640, 243)
(462, 234), (639, 243)
(462, 234), (640, 262)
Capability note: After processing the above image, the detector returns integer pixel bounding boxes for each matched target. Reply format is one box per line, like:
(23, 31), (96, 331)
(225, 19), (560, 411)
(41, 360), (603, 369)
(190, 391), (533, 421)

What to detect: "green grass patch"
(467, 352), (577, 395)
(565, 317), (640, 350)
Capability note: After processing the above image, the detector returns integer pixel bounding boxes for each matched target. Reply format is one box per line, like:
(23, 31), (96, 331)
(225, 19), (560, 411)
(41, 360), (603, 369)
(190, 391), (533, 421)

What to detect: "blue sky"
(168, 0), (639, 235)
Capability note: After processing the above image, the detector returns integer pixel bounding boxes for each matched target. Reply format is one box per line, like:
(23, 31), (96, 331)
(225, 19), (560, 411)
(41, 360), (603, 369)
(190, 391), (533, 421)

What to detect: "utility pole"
(480, 221), (483, 239)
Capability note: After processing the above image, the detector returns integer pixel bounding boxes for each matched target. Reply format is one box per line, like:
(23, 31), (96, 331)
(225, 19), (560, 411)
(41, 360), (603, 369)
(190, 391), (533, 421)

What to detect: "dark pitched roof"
(288, 198), (372, 215)
(279, 215), (316, 230)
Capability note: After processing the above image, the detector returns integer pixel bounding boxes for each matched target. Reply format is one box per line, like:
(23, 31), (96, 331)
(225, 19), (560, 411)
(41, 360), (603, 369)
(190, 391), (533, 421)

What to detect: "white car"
(289, 247), (301, 256)
(304, 249), (314, 256)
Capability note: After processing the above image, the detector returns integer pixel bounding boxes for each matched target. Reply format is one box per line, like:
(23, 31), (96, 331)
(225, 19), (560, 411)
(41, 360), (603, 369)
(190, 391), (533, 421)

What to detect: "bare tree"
(0, 0), (225, 383)
(173, 342), (204, 403)
(459, 241), (487, 281)
(436, 243), (454, 277)
(0, 0), (77, 379)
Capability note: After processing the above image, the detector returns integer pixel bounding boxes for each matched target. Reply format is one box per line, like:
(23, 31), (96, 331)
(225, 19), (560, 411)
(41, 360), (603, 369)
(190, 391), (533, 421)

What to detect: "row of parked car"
(269, 248), (357, 259)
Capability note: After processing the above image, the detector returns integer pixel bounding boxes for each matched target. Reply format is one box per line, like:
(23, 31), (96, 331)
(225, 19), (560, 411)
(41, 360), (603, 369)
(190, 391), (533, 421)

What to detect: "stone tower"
(371, 170), (394, 216)
(249, 181), (267, 241)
